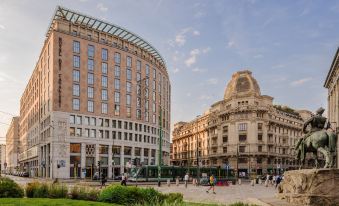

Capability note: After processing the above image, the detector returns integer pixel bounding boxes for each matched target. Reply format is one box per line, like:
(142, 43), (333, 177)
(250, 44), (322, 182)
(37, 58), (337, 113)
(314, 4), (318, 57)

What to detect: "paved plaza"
(6, 175), (291, 205)
(143, 182), (285, 205)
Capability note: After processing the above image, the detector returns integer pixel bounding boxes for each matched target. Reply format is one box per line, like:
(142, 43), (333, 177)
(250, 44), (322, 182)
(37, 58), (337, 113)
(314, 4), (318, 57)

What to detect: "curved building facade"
(18, 6), (171, 178)
(172, 70), (312, 175)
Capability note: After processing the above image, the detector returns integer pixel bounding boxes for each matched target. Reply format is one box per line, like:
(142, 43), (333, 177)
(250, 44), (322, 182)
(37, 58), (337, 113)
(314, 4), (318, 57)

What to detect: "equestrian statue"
(295, 107), (337, 168)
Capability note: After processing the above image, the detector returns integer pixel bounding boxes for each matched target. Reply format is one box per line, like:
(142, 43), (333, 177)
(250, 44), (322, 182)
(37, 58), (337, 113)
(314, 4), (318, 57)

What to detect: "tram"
(128, 165), (236, 182)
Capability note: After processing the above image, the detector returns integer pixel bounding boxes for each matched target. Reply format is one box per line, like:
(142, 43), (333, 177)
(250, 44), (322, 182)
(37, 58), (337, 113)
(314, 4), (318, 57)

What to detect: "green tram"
(129, 165), (235, 182)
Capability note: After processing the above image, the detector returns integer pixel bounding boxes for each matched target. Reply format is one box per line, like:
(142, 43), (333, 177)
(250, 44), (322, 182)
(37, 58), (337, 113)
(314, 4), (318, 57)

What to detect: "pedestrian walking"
(206, 174), (216, 194)
(100, 173), (107, 188)
(184, 173), (189, 188)
(121, 173), (127, 186)
(275, 175), (282, 188)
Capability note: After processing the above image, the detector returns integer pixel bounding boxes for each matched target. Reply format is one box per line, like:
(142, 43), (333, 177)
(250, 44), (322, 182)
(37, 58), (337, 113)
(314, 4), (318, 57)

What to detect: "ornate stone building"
(18, 6), (171, 179)
(324, 47), (339, 168)
(172, 70), (312, 175)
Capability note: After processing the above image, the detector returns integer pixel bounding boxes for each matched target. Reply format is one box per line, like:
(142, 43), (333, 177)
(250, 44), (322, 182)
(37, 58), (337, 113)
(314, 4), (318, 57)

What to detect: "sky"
(0, 0), (338, 139)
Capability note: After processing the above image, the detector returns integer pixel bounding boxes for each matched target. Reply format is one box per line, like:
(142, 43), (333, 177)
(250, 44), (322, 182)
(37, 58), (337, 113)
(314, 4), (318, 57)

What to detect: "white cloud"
(199, 94), (212, 100)
(193, 30), (200, 36)
(185, 48), (210, 67)
(172, 27), (200, 47)
(175, 34), (186, 46)
(186, 93), (191, 97)
(290, 77), (312, 86)
(206, 78), (218, 85)
(253, 54), (263, 59)
(172, 68), (180, 74)
(97, 3), (108, 12)
(0, 24), (5, 30)
(227, 40), (235, 48)
(192, 67), (206, 73)
(202, 47), (211, 53)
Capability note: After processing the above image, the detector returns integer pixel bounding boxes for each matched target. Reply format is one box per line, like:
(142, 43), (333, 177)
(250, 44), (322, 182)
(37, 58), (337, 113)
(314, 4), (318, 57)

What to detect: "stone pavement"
(142, 183), (285, 205)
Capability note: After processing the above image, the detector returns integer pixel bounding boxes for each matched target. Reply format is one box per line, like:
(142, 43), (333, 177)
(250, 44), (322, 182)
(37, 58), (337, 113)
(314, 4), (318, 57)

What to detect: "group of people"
(264, 174), (283, 188)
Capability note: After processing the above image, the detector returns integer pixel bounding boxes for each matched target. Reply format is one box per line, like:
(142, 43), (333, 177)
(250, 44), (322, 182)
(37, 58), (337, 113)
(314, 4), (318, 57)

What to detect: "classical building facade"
(18, 6), (171, 179)
(0, 144), (5, 173)
(5, 117), (20, 173)
(324, 47), (339, 168)
(172, 70), (312, 175)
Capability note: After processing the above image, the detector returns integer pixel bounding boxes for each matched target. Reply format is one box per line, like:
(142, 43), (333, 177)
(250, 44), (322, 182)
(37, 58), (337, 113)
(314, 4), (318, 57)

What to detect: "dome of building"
(224, 70), (261, 99)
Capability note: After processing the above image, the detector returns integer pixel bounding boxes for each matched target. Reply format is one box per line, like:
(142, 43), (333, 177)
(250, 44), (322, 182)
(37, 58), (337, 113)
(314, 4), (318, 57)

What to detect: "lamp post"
(196, 130), (200, 186)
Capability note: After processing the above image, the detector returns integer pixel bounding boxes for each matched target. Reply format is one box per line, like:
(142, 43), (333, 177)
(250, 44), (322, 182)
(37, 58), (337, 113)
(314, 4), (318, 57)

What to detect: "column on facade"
(148, 147), (151, 165)
(108, 145), (112, 179)
(95, 144), (99, 171)
(47, 144), (50, 178)
(120, 146), (124, 174)
(140, 148), (144, 162)
(81, 143), (86, 178)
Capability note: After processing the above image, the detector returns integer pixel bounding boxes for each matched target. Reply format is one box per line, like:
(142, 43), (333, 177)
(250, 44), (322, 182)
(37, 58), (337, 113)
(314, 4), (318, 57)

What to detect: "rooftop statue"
(295, 107), (337, 168)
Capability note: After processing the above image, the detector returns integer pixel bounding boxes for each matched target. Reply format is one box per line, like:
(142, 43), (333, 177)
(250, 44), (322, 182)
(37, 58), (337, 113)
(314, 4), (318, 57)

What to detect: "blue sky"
(0, 0), (338, 140)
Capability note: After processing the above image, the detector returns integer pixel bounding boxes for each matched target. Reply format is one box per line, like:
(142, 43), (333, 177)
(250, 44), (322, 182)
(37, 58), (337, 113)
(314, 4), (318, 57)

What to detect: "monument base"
(277, 169), (339, 206)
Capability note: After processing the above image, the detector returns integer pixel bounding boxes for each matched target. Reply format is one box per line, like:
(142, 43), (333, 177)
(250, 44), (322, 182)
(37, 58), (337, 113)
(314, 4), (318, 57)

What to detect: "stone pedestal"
(278, 169), (339, 206)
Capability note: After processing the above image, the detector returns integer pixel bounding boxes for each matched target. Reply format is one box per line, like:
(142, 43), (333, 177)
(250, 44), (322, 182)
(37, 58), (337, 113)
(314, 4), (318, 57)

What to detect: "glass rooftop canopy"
(47, 6), (166, 67)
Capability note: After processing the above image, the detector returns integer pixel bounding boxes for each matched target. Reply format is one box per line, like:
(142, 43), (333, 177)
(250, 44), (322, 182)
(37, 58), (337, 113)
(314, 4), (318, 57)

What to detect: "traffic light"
(97, 161), (101, 168)
(132, 158), (136, 166)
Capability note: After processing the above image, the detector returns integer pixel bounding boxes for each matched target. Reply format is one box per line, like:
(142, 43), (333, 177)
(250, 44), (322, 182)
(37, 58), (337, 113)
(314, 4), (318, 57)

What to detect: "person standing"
(101, 173), (107, 188)
(184, 173), (189, 188)
(121, 173), (127, 186)
(206, 174), (216, 194)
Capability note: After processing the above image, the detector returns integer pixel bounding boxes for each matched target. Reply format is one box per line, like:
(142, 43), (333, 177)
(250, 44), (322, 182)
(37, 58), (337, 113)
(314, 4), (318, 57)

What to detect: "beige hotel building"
(172, 70), (312, 175)
(324, 47), (339, 168)
(18, 6), (171, 179)
(5, 117), (20, 173)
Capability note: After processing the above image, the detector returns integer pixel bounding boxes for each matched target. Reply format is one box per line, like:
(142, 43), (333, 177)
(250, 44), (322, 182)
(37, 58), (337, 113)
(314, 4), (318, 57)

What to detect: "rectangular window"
(137, 60), (141, 72)
(126, 56), (132, 67)
(70, 115), (75, 124)
(137, 97), (141, 108)
(152, 114), (156, 123)
(73, 41), (80, 53)
(152, 91), (156, 101)
(126, 82), (131, 93)
(88, 45), (94, 58)
(87, 87), (94, 98)
(114, 65), (120, 77)
(114, 105), (120, 116)
(101, 48), (108, 61)
(88, 59), (94, 71)
(152, 80), (156, 90)
(258, 123), (263, 130)
(238, 123), (247, 131)
(126, 94), (131, 106)
(90, 129), (96, 138)
(73, 70), (80, 82)
(73, 56), (80, 68)
(101, 76), (107, 87)
(137, 73), (141, 82)
(145, 112), (149, 122)
(73, 98), (80, 110)
(239, 146), (246, 153)
(87, 73), (94, 85)
(73, 84), (80, 96)
(126, 107), (131, 118)
(70, 127), (75, 136)
(152, 102), (156, 112)
(114, 92), (120, 103)
(153, 68), (156, 79)
(115, 79), (120, 90)
(101, 89), (108, 100)
(114, 52), (121, 64)
(136, 109), (141, 120)
(126, 69), (132, 80)
(70, 143), (81, 153)
(101, 103), (108, 114)
(88, 100), (94, 112)
(146, 64), (150, 76)
(76, 128), (82, 136)
(101, 62), (108, 74)
(84, 117), (89, 125)
(239, 134), (247, 142)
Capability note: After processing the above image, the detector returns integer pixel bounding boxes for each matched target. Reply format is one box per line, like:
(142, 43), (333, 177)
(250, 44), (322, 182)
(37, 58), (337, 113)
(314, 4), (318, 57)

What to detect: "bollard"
(167, 179), (170, 187)
(251, 180), (254, 186)
(259, 179), (262, 184)
(176, 177), (179, 186)
(265, 180), (268, 187)
(238, 178), (242, 185)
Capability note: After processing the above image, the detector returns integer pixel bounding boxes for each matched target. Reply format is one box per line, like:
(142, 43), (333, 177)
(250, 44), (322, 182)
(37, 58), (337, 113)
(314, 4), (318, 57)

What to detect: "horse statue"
(295, 107), (337, 168)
